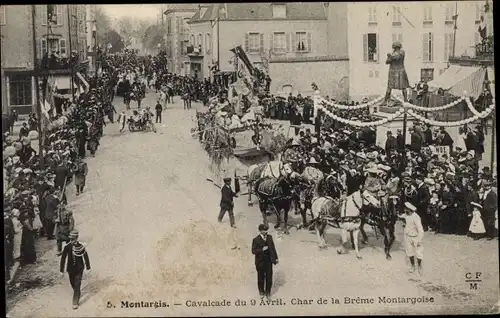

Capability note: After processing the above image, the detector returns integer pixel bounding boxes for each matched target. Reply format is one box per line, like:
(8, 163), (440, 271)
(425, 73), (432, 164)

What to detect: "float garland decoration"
(407, 103), (495, 128)
(398, 96), (466, 112)
(316, 103), (406, 127)
(320, 95), (385, 110)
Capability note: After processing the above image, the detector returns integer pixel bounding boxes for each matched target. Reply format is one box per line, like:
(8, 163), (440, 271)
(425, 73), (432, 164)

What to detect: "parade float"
(193, 47), (287, 180)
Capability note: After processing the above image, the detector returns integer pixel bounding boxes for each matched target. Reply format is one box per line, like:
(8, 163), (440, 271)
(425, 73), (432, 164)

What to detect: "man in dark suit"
(252, 224), (279, 300)
(481, 179), (498, 240)
(218, 177), (238, 228)
(60, 230), (91, 309)
(415, 174), (431, 231)
(385, 131), (397, 155)
(396, 129), (405, 151)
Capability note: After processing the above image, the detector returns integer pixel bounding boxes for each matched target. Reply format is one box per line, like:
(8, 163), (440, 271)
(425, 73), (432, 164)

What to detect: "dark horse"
(254, 176), (294, 234)
(297, 173), (344, 230)
(359, 193), (398, 260)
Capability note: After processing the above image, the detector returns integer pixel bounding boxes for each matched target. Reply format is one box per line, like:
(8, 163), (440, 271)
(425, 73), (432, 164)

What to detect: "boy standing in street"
(155, 101), (163, 124)
(399, 202), (424, 275)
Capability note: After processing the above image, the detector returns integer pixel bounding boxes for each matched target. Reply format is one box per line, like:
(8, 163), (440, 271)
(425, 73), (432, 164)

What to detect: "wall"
(217, 19), (329, 72)
(1, 5), (33, 70)
(326, 2), (349, 57)
(347, 1), (486, 100)
(269, 59), (349, 98)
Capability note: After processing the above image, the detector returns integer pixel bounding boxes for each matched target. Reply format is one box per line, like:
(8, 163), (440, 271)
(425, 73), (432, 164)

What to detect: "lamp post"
(67, 6), (76, 102)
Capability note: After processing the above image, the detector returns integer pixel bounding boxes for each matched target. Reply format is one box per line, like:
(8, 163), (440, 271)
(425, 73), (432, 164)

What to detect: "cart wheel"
(229, 137), (236, 148)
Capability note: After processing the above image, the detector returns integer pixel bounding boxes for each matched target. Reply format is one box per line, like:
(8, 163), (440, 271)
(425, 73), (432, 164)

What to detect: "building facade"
(1, 5), (89, 115)
(163, 4), (199, 75)
(347, 1), (489, 100)
(187, 3), (349, 97)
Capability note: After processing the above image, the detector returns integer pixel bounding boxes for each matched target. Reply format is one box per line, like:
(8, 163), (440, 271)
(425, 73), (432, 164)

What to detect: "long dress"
(20, 215), (36, 265)
(438, 191), (456, 234)
(386, 50), (410, 90)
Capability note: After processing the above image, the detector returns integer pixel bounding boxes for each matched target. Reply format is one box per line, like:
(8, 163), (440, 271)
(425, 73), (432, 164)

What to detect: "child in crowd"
(468, 202), (486, 240)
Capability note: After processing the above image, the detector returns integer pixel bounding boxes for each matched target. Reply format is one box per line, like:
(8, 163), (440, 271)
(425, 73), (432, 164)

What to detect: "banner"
(435, 146), (450, 157)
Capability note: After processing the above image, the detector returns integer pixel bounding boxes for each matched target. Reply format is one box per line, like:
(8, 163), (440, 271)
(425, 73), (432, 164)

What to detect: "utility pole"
(491, 109), (496, 171)
(31, 5), (44, 168)
(67, 5), (75, 101)
(400, 111), (408, 176)
(452, 2), (458, 57)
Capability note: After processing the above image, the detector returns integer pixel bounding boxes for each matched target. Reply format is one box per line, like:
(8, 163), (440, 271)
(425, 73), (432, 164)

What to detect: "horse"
(246, 160), (293, 206)
(310, 190), (380, 259)
(253, 176), (295, 234)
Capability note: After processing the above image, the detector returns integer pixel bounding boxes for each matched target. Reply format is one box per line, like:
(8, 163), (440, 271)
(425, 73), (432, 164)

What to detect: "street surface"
(6, 90), (499, 317)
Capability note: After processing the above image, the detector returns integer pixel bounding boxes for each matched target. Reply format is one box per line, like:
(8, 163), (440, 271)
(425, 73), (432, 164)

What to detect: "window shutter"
(363, 34), (368, 62)
(430, 32), (434, 62)
(41, 5), (47, 25)
(392, 33), (396, 43)
(260, 33), (264, 54)
(57, 5), (63, 26)
(41, 38), (47, 58)
(375, 34), (379, 62)
(291, 32), (296, 52)
(444, 34), (449, 60)
(422, 33), (428, 62)
(176, 17), (181, 34)
(270, 33), (274, 53)
(307, 32), (312, 52)
(286, 32), (291, 52)
(244, 33), (249, 52)
(59, 39), (67, 56)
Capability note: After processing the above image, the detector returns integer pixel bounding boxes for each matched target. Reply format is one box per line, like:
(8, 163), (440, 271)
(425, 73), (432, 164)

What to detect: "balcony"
(448, 37), (494, 67)
(187, 45), (203, 57)
(36, 53), (82, 75)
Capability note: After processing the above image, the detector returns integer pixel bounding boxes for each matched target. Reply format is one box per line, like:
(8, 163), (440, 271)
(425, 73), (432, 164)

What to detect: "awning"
(54, 76), (71, 90)
(487, 67), (495, 98)
(428, 65), (486, 99)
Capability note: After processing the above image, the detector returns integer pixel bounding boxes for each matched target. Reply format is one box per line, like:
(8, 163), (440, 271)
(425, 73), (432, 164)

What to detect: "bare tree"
(117, 17), (135, 47)
(94, 7), (113, 46)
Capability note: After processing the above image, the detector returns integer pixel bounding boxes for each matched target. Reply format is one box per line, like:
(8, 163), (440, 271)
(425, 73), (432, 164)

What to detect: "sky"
(100, 4), (168, 24)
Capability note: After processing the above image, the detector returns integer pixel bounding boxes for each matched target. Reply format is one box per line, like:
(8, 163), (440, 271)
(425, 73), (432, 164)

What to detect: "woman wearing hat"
(437, 182), (456, 234)
(381, 41), (410, 106)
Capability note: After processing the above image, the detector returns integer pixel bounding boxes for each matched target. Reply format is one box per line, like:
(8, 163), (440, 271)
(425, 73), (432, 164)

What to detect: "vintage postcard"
(3, 2), (498, 317)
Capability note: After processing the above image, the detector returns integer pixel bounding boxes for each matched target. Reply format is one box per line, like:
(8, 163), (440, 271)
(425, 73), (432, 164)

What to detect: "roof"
(428, 65), (486, 99)
(164, 4), (199, 15)
(188, 3), (327, 23)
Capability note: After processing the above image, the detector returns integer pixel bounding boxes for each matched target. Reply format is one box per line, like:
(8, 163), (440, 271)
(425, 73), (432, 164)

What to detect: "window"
(247, 33), (261, 53)
(363, 33), (379, 62)
(9, 75), (33, 106)
(475, 31), (481, 45)
(374, 70), (379, 78)
(444, 33), (454, 60)
(41, 39), (48, 57)
(180, 41), (186, 55)
(422, 32), (433, 62)
(444, 3), (454, 22)
(420, 68), (434, 82)
(273, 32), (286, 53)
(392, 6), (402, 25)
(295, 32), (310, 52)
(198, 33), (202, 51)
(272, 4), (286, 18)
(59, 39), (67, 56)
(190, 34), (195, 45)
(392, 33), (403, 45)
(0, 5), (6, 25)
(368, 6), (377, 23)
(423, 6), (432, 22)
(47, 38), (59, 54)
(205, 33), (211, 53)
(369, 71), (373, 78)
(167, 18), (172, 34)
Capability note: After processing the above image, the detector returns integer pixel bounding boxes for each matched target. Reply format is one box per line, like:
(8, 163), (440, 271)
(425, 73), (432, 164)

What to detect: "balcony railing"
(187, 45), (202, 56)
(36, 54), (81, 74)
(476, 36), (494, 58)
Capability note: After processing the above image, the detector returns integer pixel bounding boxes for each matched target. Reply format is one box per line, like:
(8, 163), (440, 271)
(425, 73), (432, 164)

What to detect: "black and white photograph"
(2, 2), (498, 316)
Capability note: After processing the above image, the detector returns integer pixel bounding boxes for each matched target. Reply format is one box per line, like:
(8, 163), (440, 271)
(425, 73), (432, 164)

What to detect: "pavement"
(5, 90), (500, 317)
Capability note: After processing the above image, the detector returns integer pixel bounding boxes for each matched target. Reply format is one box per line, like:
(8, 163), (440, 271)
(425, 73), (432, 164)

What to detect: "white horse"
(246, 161), (293, 205)
(310, 190), (380, 259)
